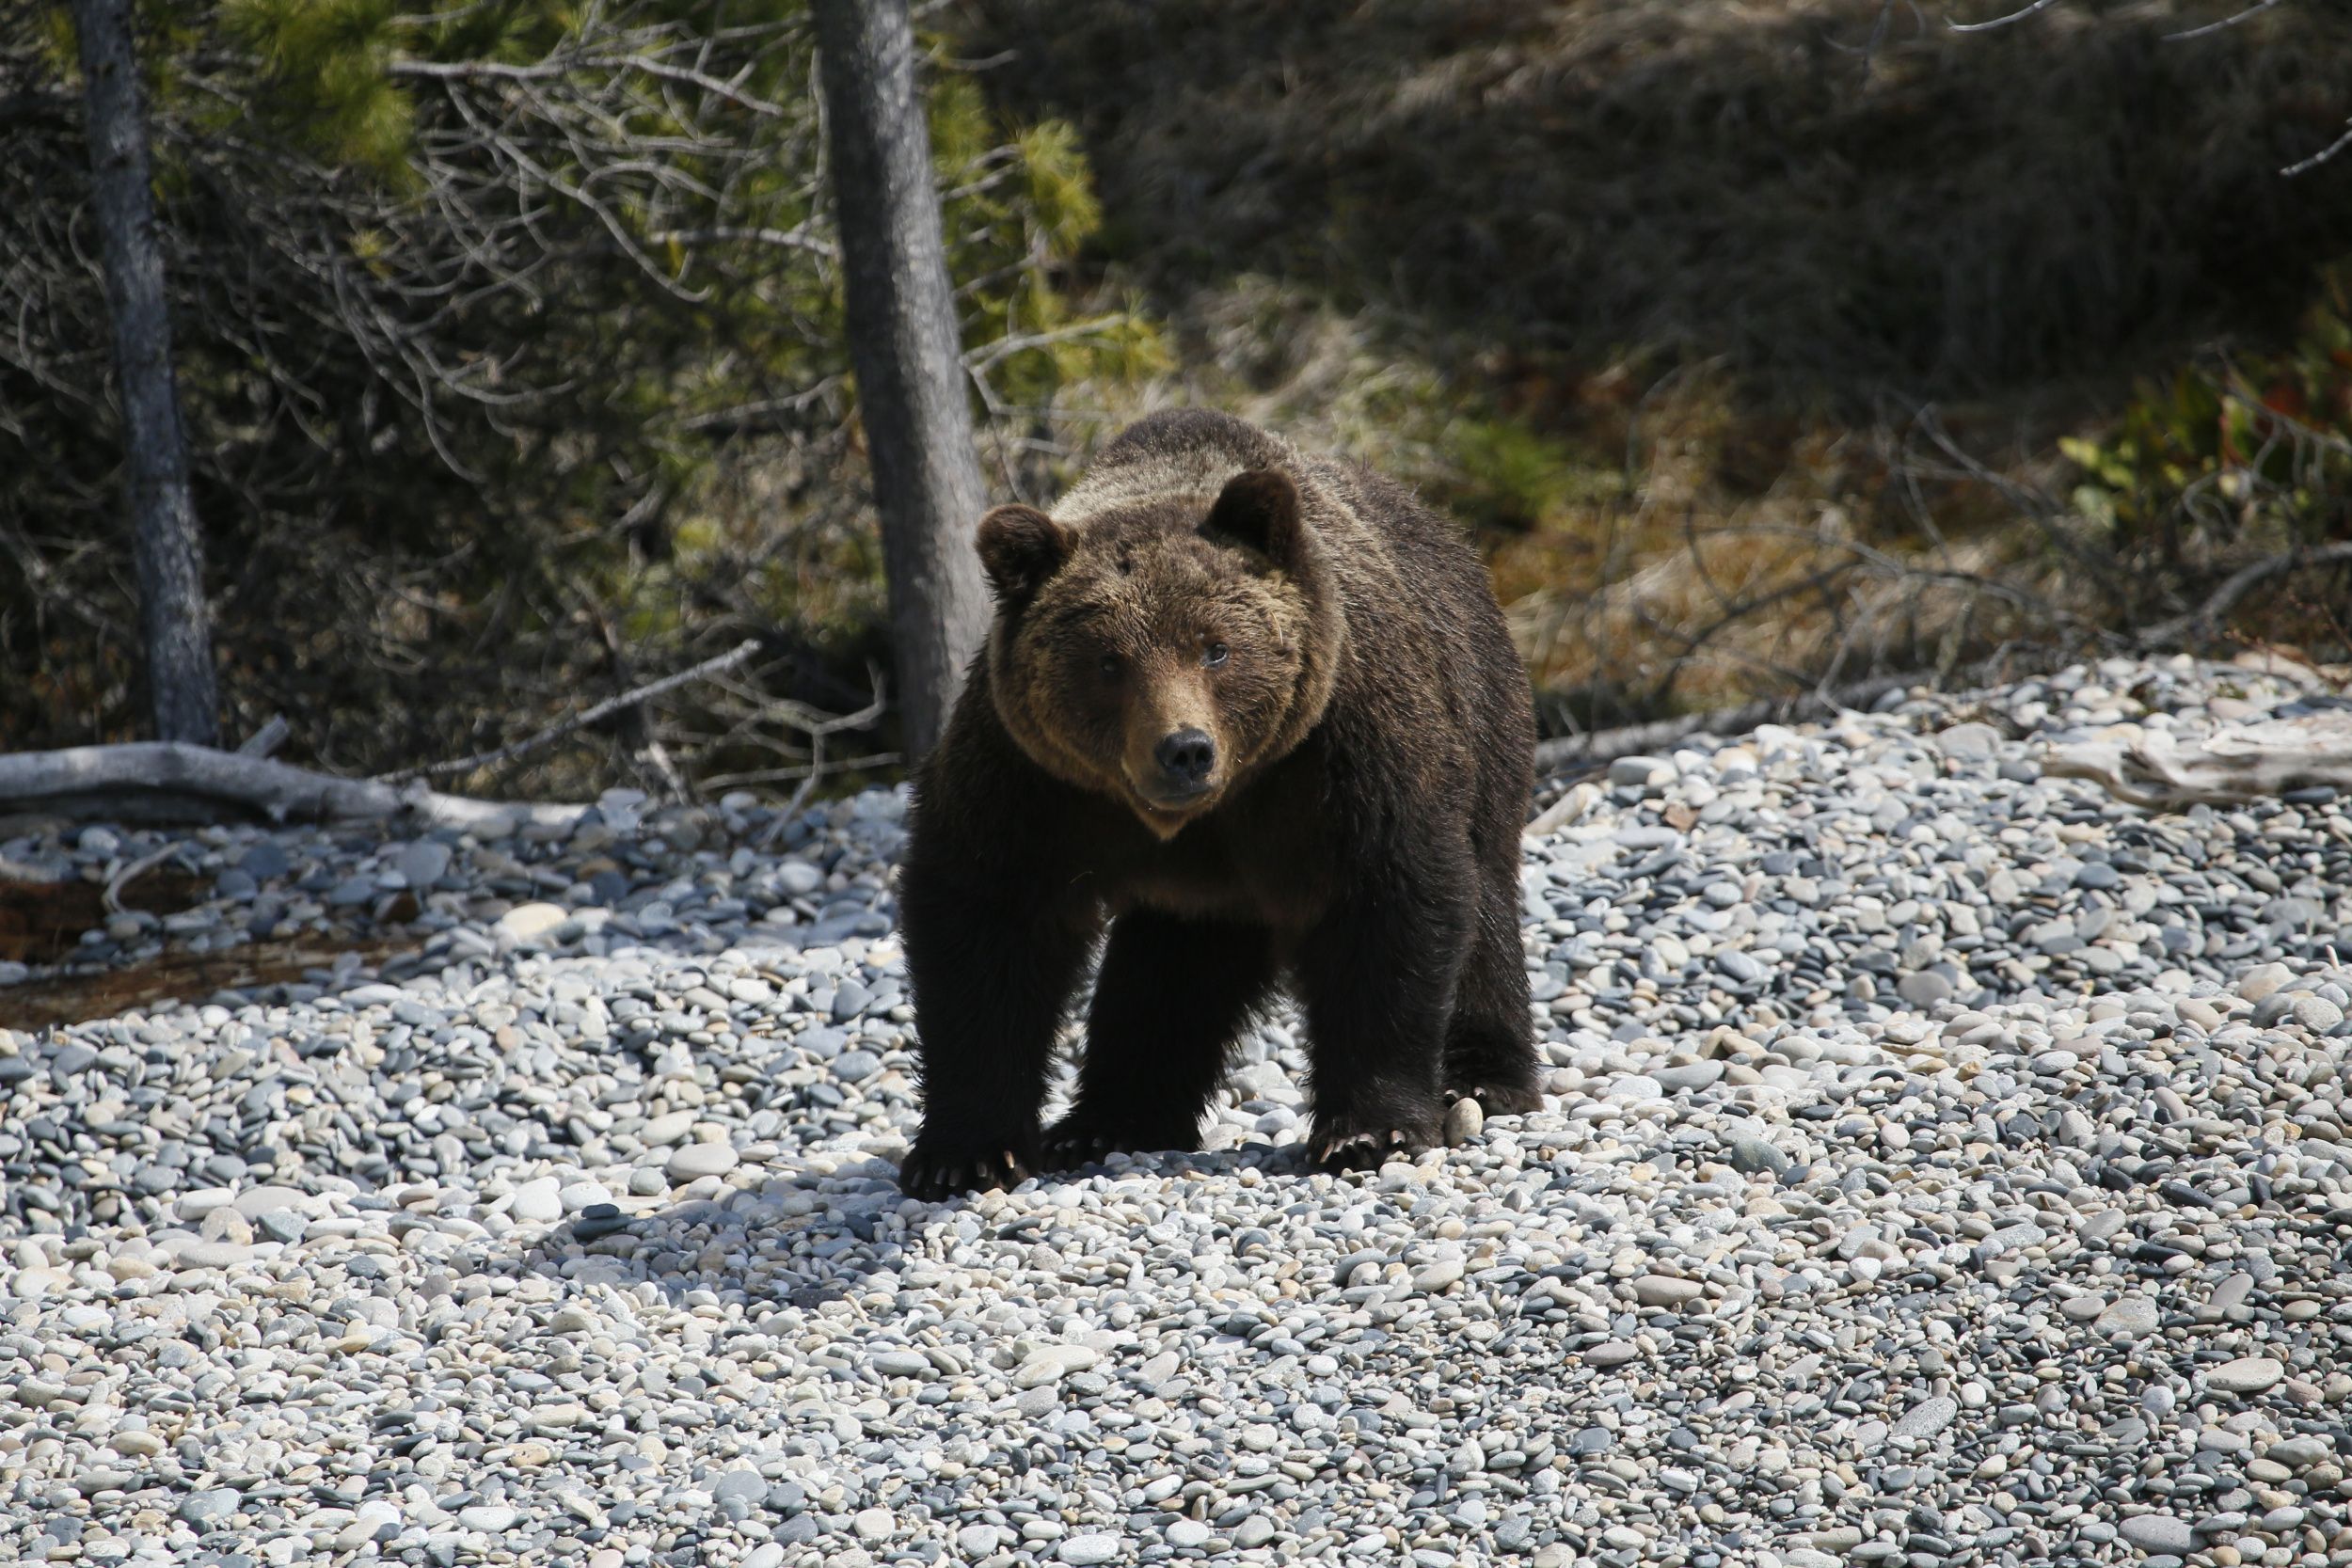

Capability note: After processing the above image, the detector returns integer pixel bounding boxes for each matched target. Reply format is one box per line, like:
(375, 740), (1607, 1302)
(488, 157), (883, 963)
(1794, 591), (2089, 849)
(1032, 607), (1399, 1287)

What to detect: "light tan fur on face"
(982, 482), (1343, 837)
(1113, 650), (1221, 821)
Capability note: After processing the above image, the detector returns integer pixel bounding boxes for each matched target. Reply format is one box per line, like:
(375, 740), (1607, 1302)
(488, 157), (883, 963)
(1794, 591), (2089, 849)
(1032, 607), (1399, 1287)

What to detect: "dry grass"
(1032, 278), (2065, 723)
(964, 0), (2352, 400)
(961, 0), (2352, 723)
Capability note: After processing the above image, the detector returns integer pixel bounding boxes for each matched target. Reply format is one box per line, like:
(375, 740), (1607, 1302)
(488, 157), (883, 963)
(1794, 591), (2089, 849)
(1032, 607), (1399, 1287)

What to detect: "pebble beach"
(4, 653), (2352, 1568)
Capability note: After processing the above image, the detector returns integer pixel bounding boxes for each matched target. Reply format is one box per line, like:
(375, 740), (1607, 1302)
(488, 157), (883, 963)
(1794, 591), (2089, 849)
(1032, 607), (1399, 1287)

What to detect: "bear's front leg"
(1293, 863), (1475, 1173)
(898, 869), (1096, 1201)
(1041, 911), (1279, 1169)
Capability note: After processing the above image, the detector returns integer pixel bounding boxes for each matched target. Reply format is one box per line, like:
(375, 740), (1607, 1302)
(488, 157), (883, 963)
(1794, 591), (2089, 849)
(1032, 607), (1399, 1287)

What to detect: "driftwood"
(2044, 709), (2352, 808)
(0, 743), (591, 832)
(1534, 638), (2346, 778)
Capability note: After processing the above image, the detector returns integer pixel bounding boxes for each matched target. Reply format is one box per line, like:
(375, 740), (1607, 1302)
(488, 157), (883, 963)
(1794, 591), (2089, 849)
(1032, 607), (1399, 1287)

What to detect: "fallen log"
(0, 743), (591, 832)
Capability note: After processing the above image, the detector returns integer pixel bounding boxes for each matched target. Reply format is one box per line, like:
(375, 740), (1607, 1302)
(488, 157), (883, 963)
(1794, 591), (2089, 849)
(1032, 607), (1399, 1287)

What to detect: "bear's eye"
(1097, 653), (1121, 679)
(1203, 641), (1230, 669)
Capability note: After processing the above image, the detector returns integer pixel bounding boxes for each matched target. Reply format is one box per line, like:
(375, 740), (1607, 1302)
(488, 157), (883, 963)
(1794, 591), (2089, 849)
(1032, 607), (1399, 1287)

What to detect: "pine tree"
(71, 0), (219, 745)
(812, 0), (991, 759)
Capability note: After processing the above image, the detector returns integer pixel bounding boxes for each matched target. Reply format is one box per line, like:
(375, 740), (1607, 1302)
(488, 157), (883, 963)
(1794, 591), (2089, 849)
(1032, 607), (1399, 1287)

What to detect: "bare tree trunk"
(812, 0), (990, 759)
(72, 0), (218, 746)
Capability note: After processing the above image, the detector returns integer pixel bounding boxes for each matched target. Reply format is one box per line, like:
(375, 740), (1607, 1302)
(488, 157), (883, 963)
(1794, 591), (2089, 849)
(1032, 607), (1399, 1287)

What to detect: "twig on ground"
(103, 840), (187, 913)
(1532, 644), (2075, 774)
(638, 737), (691, 801)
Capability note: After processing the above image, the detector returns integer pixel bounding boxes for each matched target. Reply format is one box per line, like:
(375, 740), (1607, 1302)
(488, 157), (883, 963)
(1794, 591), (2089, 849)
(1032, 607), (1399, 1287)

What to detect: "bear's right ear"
(975, 505), (1071, 599)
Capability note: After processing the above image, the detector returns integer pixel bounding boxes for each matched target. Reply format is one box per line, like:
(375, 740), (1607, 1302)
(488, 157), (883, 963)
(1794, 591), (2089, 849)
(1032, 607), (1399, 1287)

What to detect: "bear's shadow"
(503, 1137), (1323, 1307)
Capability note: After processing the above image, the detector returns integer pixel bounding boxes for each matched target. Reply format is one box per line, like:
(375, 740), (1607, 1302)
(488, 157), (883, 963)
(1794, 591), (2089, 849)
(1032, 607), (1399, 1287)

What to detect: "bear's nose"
(1153, 728), (1216, 792)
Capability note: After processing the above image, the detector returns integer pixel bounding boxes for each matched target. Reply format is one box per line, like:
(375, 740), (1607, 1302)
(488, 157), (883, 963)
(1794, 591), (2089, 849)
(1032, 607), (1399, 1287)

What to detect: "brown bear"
(896, 408), (1538, 1199)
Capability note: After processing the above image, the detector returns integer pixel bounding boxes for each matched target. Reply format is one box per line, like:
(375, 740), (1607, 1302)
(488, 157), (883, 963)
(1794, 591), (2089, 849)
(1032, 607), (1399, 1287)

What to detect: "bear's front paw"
(899, 1134), (1036, 1201)
(1041, 1111), (1199, 1171)
(1310, 1116), (1438, 1174)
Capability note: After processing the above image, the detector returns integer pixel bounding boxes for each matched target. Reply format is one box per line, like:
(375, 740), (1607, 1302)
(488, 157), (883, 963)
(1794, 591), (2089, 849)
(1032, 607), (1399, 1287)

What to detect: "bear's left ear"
(1201, 468), (1304, 569)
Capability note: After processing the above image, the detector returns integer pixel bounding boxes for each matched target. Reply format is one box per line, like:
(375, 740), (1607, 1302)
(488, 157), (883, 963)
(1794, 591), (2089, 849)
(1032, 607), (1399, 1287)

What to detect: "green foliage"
(217, 0), (414, 175)
(1016, 119), (1104, 255)
(2063, 267), (2352, 561)
(1437, 416), (1616, 534)
(0, 1), (1158, 772)
(932, 76), (1168, 408)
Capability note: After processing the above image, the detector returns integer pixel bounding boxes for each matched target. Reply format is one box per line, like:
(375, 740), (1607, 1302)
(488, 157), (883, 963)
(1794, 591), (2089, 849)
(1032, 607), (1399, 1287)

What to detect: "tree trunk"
(812, 0), (991, 759)
(72, 0), (219, 746)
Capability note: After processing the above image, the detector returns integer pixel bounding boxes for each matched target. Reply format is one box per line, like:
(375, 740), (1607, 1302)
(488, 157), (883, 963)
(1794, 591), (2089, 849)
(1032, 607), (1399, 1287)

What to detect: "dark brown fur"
(897, 409), (1538, 1198)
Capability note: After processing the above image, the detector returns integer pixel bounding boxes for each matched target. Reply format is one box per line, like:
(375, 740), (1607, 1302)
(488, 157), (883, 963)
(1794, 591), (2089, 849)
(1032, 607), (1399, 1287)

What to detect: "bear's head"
(976, 467), (1344, 838)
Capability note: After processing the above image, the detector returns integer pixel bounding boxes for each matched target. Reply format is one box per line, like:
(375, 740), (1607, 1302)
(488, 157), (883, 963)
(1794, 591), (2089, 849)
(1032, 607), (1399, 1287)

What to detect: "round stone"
(664, 1142), (739, 1182)
(495, 902), (568, 942)
(1897, 972), (1954, 1007)
(2292, 996), (2344, 1032)
(2095, 1297), (2158, 1338)
(2118, 1514), (2193, 1555)
(2205, 1356), (2285, 1396)
(1232, 1517), (1277, 1550)
(1630, 1275), (1704, 1307)
(1891, 1395), (1958, 1440)
(510, 1178), (563, 1224)
(13, 656), (2349, 1568)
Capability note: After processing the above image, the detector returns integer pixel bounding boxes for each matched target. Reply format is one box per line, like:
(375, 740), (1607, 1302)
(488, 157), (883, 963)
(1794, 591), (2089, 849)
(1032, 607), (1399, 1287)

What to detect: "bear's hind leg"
(1443, 869), (1543, 1117)
(1042, 911), (1279, 1170)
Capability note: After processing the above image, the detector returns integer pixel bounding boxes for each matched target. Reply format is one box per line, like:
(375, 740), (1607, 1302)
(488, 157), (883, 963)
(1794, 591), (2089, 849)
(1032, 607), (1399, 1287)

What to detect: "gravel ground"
(4, 654), (2352, 1568)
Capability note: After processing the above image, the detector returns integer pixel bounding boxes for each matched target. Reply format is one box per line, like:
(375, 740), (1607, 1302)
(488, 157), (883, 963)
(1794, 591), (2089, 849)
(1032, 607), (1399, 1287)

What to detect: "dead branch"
(1938, 1), (2330, 171)
(236, 715), (290, 758)
(2285, 119), (2352, 178)
(0, 743), (591, 831)
(2166, 0), (2286, 41)
(1947, 0), (2064, 33)
(697, 751), (900, 790)
(378, 637), (761, 784)
(2134, 541), (2352, 649)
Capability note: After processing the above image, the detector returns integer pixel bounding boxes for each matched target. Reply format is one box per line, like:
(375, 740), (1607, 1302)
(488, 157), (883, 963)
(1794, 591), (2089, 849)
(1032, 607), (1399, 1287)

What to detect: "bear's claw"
(1040, 1123), (1118, 1169)
(1040, 1115), (1195, 1171)
(1311, 1122), (1435, 1173)
(898, 1142), (1032, 1201)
